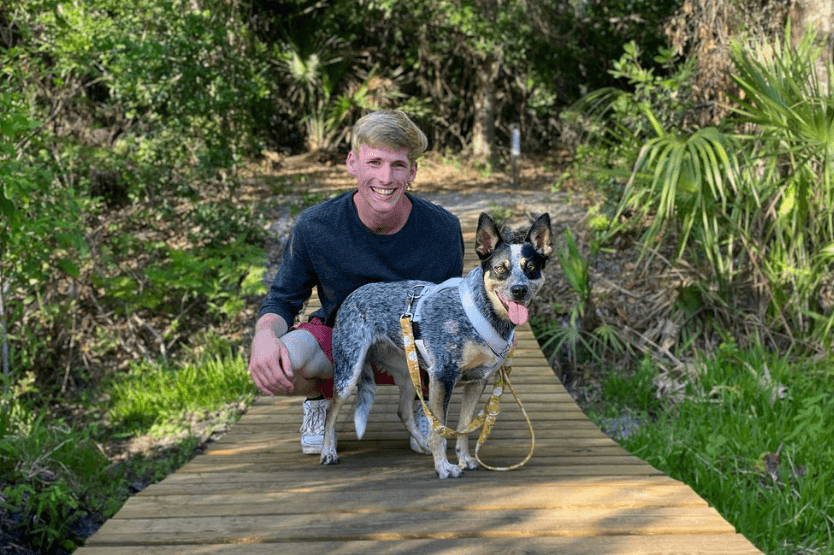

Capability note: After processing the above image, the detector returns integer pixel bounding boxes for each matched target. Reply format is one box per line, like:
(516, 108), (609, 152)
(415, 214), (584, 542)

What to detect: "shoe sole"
(301, 437), (323, 455)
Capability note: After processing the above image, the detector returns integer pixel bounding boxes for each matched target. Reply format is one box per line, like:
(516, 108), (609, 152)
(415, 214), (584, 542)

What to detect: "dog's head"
(475, 212), (552, 325)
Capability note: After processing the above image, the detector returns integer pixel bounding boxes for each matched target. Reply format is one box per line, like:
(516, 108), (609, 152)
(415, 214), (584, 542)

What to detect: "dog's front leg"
(427, 377), (462, 479)
(455, 380), (487, 470)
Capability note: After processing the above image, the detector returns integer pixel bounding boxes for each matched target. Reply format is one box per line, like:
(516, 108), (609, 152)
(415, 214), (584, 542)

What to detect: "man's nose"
(381, 164), (395, 183)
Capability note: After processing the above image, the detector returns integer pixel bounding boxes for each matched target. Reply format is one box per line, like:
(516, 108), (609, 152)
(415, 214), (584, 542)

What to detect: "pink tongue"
(508, 301), (529, 325)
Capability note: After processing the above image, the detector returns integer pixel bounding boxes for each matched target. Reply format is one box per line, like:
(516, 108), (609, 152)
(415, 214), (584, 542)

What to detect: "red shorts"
(294, 318), (428, 399)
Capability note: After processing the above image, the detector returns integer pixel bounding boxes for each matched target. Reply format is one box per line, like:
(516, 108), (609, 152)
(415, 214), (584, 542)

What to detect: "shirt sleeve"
(257, 220), (318, 325)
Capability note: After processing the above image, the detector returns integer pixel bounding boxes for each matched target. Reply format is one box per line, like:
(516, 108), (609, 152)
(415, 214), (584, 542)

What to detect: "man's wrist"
(256, 313), (289, 339)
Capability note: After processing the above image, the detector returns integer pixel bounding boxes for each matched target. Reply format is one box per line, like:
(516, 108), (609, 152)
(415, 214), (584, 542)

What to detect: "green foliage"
(534, 229), (628, 373)
(554, 229), (593, 315)
(563, 42), (697, 162)
(590, 346), (834, 554)
(0, 91), (92, 389)
(728, 25), (834, 347)
(0, 407), (117, 553)
(101, 241), (265, 320)
(613, 126), (741, 280)
(99, 0), (270, 182)
(2, 2), (270, 390)
(574, 29), (834, 353)
(7, 0), (270, 196)
(1, 336), (257, 552)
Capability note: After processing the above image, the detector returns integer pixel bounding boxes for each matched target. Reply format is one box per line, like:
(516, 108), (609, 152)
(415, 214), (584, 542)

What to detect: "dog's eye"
(493, 265), (508, 276)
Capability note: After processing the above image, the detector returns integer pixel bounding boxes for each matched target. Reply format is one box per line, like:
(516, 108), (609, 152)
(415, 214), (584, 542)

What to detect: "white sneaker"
(410, 400), (432, 454)
(300, 398), (329, 454)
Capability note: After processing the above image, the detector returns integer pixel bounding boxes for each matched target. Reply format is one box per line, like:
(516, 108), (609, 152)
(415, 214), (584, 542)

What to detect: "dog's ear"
(475, 212), (502, 259)
(526, 213), (552, 258)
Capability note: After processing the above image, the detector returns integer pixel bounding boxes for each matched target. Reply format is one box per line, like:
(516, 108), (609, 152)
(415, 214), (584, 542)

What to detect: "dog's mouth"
(495, 291), (529, 325)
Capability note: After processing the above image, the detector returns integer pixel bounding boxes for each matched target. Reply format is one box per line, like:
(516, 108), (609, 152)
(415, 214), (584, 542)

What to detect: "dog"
(320, 212), (552, 478)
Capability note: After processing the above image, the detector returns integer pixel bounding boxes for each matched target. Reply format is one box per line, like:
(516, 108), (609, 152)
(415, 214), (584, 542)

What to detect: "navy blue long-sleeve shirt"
(259, 191), (465, 328)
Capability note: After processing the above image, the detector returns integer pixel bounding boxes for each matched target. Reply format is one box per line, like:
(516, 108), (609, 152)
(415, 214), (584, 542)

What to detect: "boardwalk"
(78, 210), (762, 554)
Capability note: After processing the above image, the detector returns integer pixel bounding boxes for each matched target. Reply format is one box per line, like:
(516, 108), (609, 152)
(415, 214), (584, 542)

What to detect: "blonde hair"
(350, 110), (428, 163)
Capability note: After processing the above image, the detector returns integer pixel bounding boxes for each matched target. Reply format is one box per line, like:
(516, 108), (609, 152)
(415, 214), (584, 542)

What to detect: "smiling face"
(347, 144), (417, 231)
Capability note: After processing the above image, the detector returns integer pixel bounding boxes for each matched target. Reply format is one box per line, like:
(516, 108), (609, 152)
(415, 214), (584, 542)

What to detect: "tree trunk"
(471, 54), (500, 166)
(790, 0), (834, 91)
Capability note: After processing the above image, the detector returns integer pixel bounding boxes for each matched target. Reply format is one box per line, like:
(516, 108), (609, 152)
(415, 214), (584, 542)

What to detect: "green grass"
(106, 348), (258, 437)
(586, 344), (834, 554)
(1, 348), (257, 553)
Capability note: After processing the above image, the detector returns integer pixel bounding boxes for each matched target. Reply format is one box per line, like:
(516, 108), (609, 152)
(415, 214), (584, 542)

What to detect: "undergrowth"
(585, 344), (834, 555)
(0, 345), (257, 554)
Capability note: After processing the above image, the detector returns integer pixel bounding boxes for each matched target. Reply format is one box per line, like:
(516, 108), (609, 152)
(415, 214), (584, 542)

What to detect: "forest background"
(2, 0), (834, 553)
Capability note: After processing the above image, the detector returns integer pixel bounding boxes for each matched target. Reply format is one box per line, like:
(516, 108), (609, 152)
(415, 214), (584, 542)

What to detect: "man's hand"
(248, 314), (293, 395)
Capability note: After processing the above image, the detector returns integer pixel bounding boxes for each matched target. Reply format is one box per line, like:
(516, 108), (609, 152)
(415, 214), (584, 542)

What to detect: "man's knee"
(282, 329), (333, 380)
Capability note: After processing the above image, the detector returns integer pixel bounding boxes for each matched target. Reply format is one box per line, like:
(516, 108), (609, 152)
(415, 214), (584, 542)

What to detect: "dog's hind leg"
(373, 347), (430, 454)
(321, 342), (372, 466)
(320, 389), (347, 465)
(455, 380), (488, 470)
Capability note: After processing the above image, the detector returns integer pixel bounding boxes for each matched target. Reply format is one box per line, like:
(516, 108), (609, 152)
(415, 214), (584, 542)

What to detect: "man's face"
(346, 144), (417, 215)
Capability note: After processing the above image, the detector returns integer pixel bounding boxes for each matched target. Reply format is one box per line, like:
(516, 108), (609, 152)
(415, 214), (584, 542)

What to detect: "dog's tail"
(353, 362), (376, 439)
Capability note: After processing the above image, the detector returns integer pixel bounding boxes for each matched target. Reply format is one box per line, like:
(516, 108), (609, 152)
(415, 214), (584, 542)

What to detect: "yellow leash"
(399, 315), (535, 471)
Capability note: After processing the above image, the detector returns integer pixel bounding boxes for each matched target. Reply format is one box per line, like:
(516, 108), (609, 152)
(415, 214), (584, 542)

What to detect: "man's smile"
(371, 187), (396, 196)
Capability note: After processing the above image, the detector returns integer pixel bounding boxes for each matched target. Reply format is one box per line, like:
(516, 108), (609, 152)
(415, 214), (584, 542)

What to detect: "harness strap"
(459, 279), (515, 360)
(407, 277), (514, 368)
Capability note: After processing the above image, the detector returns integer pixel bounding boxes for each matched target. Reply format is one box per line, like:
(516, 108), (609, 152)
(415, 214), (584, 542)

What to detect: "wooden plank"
(114, 482), (711, 518)
(87, 507), (737, 544)
(76, 534), (765, 555)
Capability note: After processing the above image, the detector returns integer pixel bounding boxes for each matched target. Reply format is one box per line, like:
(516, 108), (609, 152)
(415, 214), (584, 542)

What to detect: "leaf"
(0, 193), (20, 231)
(57, 259), (80, 278)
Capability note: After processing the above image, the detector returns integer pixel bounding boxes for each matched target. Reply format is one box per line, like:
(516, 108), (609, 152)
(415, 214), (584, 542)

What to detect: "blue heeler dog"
(320, 212), (552, 478)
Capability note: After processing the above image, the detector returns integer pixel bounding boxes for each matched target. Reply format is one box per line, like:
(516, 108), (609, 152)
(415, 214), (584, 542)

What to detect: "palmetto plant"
(729, 23), (834, 346)
(604, 24), (834, 352)
(613, 126), (741, 283)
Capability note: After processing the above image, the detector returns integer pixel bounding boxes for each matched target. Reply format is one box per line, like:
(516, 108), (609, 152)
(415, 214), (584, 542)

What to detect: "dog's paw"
(410, 433), (431, 455)
(458, 456), (479, 471)
(435, 461), (464, 479)
(456, 445), (479, 470)
(319, 451), (340, 465)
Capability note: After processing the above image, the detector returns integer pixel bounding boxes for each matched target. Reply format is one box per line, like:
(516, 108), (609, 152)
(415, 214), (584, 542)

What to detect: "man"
(249, 110), (464, 454)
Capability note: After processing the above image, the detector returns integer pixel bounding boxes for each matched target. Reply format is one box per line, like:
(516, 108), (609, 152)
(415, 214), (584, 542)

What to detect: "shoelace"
(301, 401), (327, 434)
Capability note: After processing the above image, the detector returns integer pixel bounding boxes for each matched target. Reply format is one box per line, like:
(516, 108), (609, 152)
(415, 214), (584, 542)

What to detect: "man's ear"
(346, 150), (359, 178)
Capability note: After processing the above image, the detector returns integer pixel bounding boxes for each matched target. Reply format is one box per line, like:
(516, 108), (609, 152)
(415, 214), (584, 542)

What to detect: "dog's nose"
(511, 285), (528, 300)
